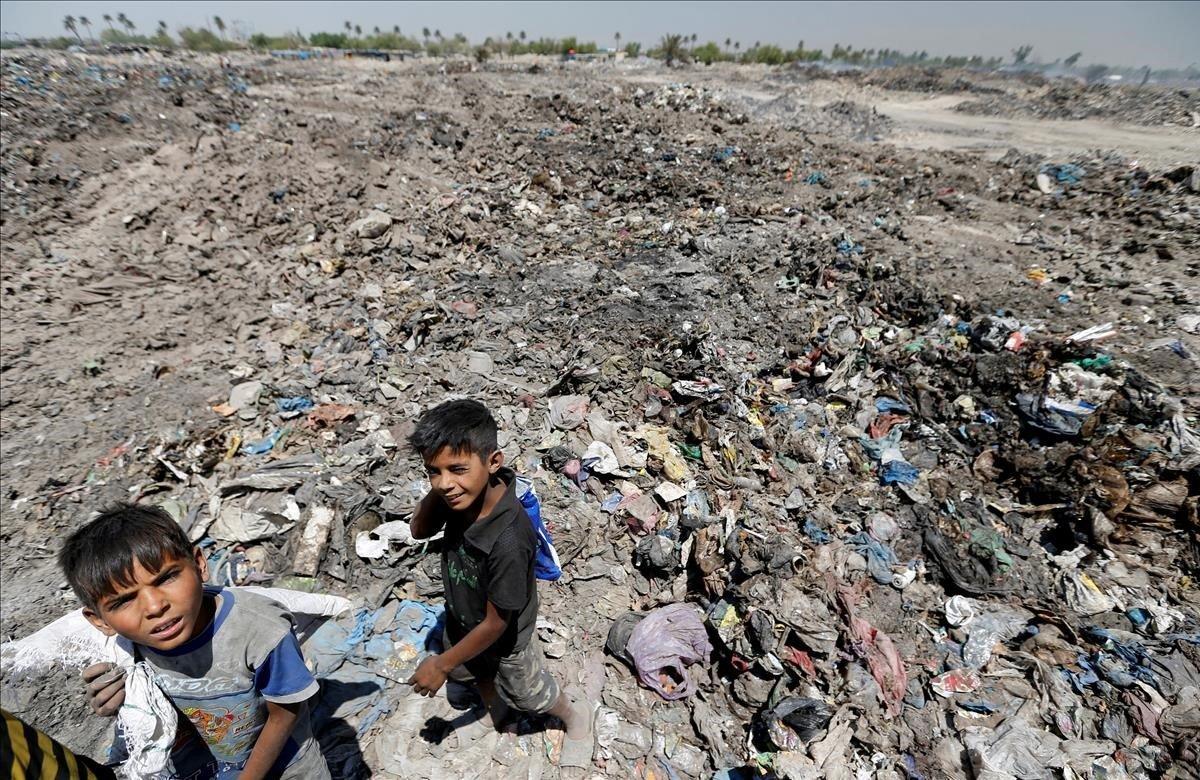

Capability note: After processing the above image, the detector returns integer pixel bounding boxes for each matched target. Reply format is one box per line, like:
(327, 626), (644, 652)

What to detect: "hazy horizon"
(1, 1), (1197, 70)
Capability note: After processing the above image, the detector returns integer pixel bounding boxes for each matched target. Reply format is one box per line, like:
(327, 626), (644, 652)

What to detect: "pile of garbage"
(1, 50), (1198, 780)
(778, 63), (1012, 96)
(956, 82), (1200, 127)
(636, 82), (730, 115)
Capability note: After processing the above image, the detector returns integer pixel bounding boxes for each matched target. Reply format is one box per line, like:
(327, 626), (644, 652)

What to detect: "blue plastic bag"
(516, 476), (562, 581)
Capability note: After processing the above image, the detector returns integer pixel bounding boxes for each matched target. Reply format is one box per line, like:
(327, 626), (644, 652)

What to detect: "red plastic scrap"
(838, 588), (908, 717)
(1005, 331), (1026, 352)
(868, 413), (907, 439)
(782, 646), (817, 678)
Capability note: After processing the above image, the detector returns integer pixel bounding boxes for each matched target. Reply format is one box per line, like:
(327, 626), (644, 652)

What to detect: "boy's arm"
(409, 491), (447, 539)
(409, 599), (508, 696)
(237, 701), (302, 780)
(244, 629), (320, 778)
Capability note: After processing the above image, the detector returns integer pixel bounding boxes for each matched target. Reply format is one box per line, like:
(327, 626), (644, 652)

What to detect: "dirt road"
(876, 93), (1199, 167)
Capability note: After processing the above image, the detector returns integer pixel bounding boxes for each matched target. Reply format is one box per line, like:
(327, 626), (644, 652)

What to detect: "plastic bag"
(121, 663), (178, 778)
(623, 604), (711, 700)
(516, 475), (561, 581)
(764, 696), (834, 750)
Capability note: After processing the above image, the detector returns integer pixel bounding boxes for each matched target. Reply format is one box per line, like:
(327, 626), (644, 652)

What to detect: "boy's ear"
(83, 608), (117, 637)
(193, 547), (210, 582)
(487, 449), (504, 474)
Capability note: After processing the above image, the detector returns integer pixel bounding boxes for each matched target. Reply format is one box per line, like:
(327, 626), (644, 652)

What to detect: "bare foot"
(558, 698), (595, 770)
(563, 701), (588, 740)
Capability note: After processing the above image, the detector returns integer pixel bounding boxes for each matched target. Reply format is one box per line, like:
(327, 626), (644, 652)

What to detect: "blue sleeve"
(254, 631), (320, 704)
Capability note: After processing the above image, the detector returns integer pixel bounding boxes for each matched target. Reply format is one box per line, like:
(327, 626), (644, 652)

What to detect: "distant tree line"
(651, 34), (1008, 67)
(3, 20), (1194, 81)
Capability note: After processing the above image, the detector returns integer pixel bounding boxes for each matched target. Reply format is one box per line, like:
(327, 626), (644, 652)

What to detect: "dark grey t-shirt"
(440, 469), (539, 676)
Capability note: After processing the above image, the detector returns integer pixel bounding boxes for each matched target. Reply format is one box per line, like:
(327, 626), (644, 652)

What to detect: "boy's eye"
(451, 467), (468, 474)
(154, 568), (181, 586)
(107, 597), (131, 610)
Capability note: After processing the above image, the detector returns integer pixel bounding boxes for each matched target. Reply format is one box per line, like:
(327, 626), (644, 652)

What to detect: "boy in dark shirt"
(406, 399), (592, 766)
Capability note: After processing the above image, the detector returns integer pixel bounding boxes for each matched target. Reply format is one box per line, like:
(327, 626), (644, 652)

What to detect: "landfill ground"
(1, 50), (1199, 779)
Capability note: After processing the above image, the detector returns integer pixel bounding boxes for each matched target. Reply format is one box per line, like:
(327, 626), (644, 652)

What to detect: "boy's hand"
(408, 655), (450, 697)
(82, 663), (126, 716)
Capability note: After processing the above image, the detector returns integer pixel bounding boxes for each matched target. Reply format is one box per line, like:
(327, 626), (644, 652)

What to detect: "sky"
(2, 1), (1197, 70)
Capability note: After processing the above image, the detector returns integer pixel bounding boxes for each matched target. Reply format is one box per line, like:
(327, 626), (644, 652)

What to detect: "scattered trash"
(3, 50), (1198, 780)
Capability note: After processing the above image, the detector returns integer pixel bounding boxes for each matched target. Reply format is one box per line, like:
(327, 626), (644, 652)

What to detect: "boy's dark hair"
(58, 503), (195, 611)
(408, 399), (498, 459)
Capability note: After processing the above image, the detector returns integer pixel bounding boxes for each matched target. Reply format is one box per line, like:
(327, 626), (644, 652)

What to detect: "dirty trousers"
(441, 629), (560, 715)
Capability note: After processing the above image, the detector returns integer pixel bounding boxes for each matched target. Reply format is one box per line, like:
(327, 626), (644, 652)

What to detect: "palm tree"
(734, 41), (741, 52)
(724, 37), (731, 52)
(422, 26), (430, 41)
(344, 21), (352, 36)
(434, 29), (442, 40)
(519, 30), (526, 42)
(79, 16), (94, 42)
(354, 25), (362, 38)
(660, 34), (684, 66)
(615, 31), (621, 51)
(373, 26), (380, 36)
(117, 13), (134, 34)
(63, 15), (82, 43)
(157, 20), (168, 40)
(690, 33), (697, 44)
(213, 16), (226, 40)
(393, 25), (400, 35)
(103, 14), (115, 33)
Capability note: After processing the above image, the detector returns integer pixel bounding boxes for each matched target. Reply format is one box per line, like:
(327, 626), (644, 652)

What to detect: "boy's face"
(423, 446), (503, 514)
(83, 548), (210, 651)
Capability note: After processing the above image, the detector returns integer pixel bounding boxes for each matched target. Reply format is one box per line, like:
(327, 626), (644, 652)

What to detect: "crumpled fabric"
(839, 589), (907, 717)
(120, 662), (178, 778)
(548, 395), (589, 430)
(963, 721), (1063, 780)
(846, 532), (898, 584)
(1060, 571), (1116, 615)
(624, 604), (711, 700)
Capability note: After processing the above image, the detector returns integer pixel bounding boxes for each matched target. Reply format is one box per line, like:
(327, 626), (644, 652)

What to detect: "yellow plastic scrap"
(639, 425), (691, 482)
(717, 605), (740, 636)
(1079, 572), (1104, 595)
(224, 432), (242, 461)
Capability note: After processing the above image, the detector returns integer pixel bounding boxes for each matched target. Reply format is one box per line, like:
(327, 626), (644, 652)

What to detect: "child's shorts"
(442, 628), (561, 715)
